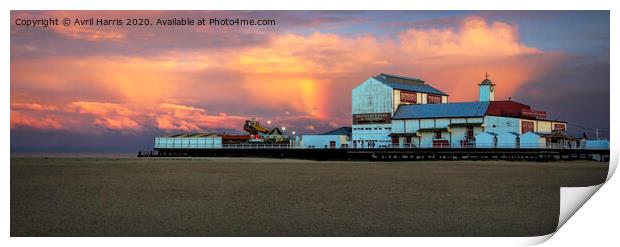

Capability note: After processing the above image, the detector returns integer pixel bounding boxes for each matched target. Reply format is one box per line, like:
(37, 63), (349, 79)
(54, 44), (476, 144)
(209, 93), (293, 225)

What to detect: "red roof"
(485, 100), (532, 118)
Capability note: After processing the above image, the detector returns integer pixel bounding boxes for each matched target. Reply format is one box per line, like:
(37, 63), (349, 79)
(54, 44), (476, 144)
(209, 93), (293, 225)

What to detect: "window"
(391, 137), (399, 145)
(427, 94), (442, 104)
(434, 131), (442, 139)
(467, 126), (474, 139)
(521, 121), (535, 133)
(400, 91), (417, 103)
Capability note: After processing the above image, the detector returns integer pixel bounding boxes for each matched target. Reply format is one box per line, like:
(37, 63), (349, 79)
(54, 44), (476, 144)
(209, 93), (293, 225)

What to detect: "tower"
(479, 72), (495, 101)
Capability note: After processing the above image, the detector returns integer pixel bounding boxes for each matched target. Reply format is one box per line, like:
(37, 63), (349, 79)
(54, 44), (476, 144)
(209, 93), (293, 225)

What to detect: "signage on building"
(427, 94), (442, 104)
(400, 91), (417, 103)
(521, 121), (535, 133)
(353, 113), (391, 124)
(553, 123), (566, 131)
(521, 109), (546, 119)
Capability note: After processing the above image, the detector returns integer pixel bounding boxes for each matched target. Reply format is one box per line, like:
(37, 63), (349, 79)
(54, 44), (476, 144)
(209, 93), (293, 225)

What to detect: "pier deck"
(142, 147), (609, 162)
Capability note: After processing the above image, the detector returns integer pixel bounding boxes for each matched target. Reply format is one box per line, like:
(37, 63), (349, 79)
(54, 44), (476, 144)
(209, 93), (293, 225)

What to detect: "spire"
(479, 72), (495, 101)
(479, 72), (495, 86)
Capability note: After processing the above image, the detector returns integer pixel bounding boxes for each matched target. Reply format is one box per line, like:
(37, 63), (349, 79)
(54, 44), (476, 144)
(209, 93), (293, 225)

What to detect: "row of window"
(399, 91), (443, 104)
(353, 127), (392, 131)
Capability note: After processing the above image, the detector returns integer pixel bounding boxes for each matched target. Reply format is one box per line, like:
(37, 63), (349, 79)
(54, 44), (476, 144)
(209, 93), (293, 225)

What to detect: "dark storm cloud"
(513, 54), (610, 138)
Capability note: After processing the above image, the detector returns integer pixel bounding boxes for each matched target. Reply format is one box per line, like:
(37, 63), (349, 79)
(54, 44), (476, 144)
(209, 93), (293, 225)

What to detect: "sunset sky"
(10, 11), (609, 153)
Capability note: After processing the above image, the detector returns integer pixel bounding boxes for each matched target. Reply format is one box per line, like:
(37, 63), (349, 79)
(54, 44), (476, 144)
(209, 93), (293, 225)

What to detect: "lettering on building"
(353, 113), (391, 124)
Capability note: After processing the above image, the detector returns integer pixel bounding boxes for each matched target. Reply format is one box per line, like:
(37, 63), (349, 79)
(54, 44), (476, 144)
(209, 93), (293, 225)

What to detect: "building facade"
(351, 73), (573, 149)
(388, 76), (569, 148)
(301, 127), (352, 149)
(351, 73), (448, 148)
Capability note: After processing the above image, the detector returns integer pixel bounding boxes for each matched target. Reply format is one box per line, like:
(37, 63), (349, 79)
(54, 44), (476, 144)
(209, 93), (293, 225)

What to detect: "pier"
(139, 147), (609, 162)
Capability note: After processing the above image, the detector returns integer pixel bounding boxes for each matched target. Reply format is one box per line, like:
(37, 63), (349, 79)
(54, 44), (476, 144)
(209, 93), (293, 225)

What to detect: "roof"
(378, 73), (425, 83)
(165, 133), (218, 138)
(393, 102), (490, 119)
(321, 127), (352, 136)
(486, 100), (531, 118)
(268, 127), (287, 135)
(417, 127), (449, 132)
(479, 78), (494, 86)
(373, 73), (448, 96)
(448, 122), (483, 127)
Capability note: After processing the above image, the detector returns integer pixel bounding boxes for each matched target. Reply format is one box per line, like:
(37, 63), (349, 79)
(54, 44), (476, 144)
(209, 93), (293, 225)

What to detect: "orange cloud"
(66, 101), (141, 132)
(10, 101), (250, 133)
(156, 103), (246, 132)
(10, 103), (58, 111)
(10, 111), (63, 130)
(398, 16), (540, 58)
(11, 15), (556, 133)
(69, 101), (134, 116)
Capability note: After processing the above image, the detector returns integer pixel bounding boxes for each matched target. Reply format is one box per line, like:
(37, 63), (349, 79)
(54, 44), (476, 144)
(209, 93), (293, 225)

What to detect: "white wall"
(352, 78), (394, 148)
(352, 78), (393, 115)
(496, 133), (518, 148)
(484, 116), (520, 134)
(351, 124), (392, 148)
(155, 136), (223, 149)
(302, 135), (350, 149)
(392, 118), (484, 148)
(475, 132), (497, 148)
(520, 132), (546, 148)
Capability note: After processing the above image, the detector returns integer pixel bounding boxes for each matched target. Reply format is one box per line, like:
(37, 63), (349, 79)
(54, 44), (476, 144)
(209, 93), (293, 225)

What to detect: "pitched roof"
(373, 73), (448, 96)
(321, 127), (352, 136)
(166, 133), (218, 138)
(393, 102), (490, 119)
(268, 127), (287, 135)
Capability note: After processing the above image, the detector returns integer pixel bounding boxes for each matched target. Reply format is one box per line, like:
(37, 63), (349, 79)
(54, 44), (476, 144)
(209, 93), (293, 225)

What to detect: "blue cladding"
(373, 77), (448, 96)
(393, 102), (490, 119)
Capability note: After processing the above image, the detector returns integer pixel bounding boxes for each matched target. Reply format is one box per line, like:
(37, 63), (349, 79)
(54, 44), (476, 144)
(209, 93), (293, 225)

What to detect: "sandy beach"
(11, 157), (608, 236)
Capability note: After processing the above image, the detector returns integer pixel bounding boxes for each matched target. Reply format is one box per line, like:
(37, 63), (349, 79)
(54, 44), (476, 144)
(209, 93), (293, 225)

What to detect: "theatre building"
(351, 73), (448, 148)
(389, 75), (571, 148)
(351, 73), (574, 149)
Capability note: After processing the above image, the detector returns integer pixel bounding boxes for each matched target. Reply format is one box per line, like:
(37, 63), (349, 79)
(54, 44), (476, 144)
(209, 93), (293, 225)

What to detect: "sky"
(10, 10), (610, 153)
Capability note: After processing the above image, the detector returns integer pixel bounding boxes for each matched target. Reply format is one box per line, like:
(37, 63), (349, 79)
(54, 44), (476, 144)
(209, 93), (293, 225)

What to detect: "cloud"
(156, 103), (246, 132)
(397, 16), (540, 58)
(10, 101), (248, 134)
(10, 111), (63, 130)
(10, 13), (577, 135)
(10, 103), (58, 111)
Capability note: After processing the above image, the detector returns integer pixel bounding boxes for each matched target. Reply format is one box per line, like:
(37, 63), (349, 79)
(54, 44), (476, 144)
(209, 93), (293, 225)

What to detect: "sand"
(10, 157), (608, 236)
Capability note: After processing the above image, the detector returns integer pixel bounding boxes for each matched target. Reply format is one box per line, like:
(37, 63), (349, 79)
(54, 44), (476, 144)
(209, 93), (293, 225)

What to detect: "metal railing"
(154, 142), (604, 150)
